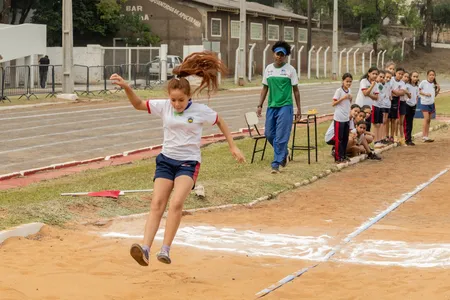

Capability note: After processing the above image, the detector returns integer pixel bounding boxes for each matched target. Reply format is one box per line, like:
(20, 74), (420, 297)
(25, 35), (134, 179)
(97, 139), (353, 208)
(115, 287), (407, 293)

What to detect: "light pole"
(307, 0), (312, 67)
(62, 0), (74, 93)
(238, 0), (246, 86)
(331, 0), (338, 80)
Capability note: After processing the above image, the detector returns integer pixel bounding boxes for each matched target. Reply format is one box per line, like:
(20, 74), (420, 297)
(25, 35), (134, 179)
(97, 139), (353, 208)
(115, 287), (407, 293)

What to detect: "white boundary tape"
(255, 167), (449, 298)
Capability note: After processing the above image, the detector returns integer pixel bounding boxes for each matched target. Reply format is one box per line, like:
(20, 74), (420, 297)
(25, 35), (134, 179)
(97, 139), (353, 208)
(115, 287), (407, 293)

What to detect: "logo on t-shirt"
(188, 117), (194, 123)
(280, 69), (287, 76)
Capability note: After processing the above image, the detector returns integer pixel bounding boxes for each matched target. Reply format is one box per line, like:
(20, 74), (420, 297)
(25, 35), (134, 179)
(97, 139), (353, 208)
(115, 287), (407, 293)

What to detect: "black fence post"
(0, 66), (7, 102)
(98, 66), (111, 95)
(46, 65), (57, 98)
(26, 65), (37, 99)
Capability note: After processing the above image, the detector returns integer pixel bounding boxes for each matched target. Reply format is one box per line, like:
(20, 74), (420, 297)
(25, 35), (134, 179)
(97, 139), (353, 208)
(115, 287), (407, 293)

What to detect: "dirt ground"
(1, 130), (450, 300)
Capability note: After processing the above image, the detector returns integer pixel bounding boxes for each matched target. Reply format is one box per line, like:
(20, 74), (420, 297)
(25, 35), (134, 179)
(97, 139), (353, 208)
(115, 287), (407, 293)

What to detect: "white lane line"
(0, 120), (152, 143)
(255, 167), (450, 298)
(0, 126), (164, 155)
(0, 106), (248, 145)
(0, 86), (340, 121)
(1, 137), (162, 169)
(0, 114), (146, 134)
(1, 122), (234, 169)
(0, 106), (129, 121)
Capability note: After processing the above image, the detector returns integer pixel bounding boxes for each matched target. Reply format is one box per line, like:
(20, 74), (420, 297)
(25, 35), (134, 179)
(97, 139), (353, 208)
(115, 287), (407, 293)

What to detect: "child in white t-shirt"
(381, 71), (393, 144)
(355, 67), (379, 108)
(404, 71), (419, 145)
(331, 73), (353, 163)
(419, 70), (441, 142)
(110, 51), (245, 267)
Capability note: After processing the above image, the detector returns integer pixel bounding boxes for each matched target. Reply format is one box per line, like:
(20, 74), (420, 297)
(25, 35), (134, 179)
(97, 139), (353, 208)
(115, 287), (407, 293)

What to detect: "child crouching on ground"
(347, 121), (382, 160)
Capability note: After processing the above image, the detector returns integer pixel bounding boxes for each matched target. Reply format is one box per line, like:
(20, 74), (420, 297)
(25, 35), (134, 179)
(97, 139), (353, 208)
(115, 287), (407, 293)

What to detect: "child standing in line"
(388, 68), (406, 144)
(372, 71), (386, 148)
(381, 71), (393, 144)
(355, 67), (379, 109)
(331, 73), (353, 163)
(405, 71), (419, 146)
(385, 62), (396, 76)
(419, 70), (440, 142)
(398, 69), (410, 146)
(110, 52), (245, 267)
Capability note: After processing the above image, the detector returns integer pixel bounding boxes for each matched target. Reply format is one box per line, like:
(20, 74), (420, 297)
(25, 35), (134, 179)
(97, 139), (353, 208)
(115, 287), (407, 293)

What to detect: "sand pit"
(2, 134), (450, 299)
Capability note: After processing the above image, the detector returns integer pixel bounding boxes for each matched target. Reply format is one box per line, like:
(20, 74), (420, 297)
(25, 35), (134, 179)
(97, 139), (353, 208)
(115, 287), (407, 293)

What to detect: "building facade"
(123, 0), (317, 74)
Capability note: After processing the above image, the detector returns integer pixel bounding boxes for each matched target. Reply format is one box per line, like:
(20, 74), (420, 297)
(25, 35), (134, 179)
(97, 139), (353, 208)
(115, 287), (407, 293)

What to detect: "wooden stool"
(290, 114), (318, 164)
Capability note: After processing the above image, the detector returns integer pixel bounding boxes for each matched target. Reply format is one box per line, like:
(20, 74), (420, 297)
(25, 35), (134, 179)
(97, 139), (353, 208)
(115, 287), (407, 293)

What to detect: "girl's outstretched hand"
(110, 73), (129, 89)
(230, 146), (246, 163)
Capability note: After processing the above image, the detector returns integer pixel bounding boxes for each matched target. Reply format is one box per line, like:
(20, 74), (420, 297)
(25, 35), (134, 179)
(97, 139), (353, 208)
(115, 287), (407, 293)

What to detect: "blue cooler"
(414, 96), (436, 119)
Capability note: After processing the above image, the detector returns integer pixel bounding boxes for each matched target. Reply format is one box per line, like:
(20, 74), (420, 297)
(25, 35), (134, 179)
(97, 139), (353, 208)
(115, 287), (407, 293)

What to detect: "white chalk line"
(101, 226), (450, 268)
(255, 167), (449, 298)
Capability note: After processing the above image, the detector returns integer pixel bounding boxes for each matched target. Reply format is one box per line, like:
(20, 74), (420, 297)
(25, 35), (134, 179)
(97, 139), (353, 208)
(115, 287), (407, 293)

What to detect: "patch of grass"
(0, 118), (444, 229)
(436, 94), (450, 115)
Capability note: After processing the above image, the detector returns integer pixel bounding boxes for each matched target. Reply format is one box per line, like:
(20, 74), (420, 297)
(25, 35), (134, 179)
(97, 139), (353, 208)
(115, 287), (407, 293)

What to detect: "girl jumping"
(110, 52), (246, 266)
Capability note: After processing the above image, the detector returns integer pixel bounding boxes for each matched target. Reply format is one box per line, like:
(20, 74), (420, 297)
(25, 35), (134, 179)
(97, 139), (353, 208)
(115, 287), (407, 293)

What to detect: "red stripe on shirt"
(146, 100), (151, 114)
(213, 113), (219, 125)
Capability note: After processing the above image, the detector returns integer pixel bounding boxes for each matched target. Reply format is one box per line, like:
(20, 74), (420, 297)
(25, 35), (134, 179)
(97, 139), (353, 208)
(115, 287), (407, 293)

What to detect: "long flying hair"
(168, 51), (228, 97)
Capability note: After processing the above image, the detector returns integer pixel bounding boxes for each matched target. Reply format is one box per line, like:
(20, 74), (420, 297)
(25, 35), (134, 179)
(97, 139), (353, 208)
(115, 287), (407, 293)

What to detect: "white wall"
(431, 42), (450, 49)
(0, 24), (46, 62)
(46, 45), (103, 83)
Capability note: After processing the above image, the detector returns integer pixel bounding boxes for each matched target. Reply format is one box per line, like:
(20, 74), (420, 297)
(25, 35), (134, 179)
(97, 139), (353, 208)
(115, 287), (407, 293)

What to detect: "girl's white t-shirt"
(380, 81), (392, 108)
(405, 83), (419, 107)
(419, 80), (436, 105)
(332, 87), (352, 122)
(355, 78), (379, 107)
(373, 82), (385, 108)
(147, 99), (218, 162)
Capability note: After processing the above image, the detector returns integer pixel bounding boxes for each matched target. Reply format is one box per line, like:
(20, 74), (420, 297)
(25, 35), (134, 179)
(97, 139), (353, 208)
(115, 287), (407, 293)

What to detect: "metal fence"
(0, 62), (163, 102)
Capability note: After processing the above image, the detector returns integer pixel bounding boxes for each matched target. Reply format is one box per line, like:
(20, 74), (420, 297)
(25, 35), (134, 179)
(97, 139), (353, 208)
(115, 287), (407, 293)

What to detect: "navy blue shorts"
(381, 108), (390, 114)
(154, 153), (200, 188)
(420, 103), (435, 113)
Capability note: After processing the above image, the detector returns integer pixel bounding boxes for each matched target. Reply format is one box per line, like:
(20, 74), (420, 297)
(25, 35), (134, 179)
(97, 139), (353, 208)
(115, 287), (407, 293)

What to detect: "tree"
(10, 0), (37, 24)
(0, 0), (11, 24)
(352, 0), (407, 52)
(120, 13), (160, 46)
(432, 1), (450, 43)
(283, 0), (332, 15)
(31, 0), (159, 47)
(425, 0), (432, 51)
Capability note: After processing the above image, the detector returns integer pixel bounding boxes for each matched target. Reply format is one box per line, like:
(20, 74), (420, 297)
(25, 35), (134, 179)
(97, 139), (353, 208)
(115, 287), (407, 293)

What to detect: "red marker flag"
(87, 190), (121, 199)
